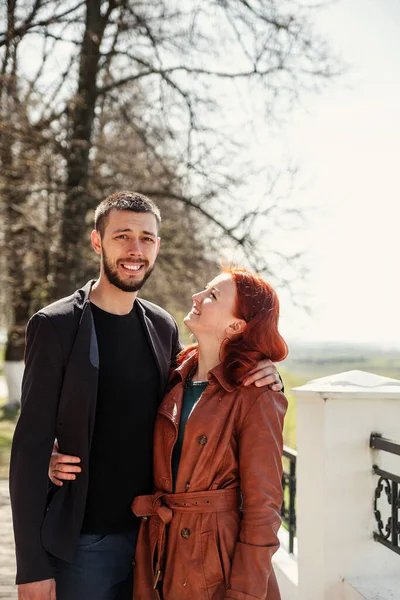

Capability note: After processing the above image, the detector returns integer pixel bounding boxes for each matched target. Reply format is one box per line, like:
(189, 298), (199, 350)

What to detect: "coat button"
(197, 435), (208, 445)
(181, 528), (191, 539)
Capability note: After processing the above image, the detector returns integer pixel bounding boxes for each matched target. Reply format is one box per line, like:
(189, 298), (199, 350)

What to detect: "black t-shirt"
(81, 301), (160, 534)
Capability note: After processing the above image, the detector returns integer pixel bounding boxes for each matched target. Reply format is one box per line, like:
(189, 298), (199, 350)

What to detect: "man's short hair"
(94, 191), (161, 238)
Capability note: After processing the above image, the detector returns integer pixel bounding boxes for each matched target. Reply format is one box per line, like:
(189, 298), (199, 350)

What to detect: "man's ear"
(226, 319), (246, 336)
(91, 230), (102, 255)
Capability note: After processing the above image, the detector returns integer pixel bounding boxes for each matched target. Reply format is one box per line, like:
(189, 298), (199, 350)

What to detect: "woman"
(51, 267), (288, 600)
(132, 267), (287, 600)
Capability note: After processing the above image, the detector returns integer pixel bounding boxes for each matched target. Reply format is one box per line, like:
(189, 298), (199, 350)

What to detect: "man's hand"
(243, 358), (283, 391)
(49, 450), (81, 486)
(18, 579), (56, 600)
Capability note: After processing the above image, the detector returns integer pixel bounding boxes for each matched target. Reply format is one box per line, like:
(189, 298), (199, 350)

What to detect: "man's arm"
(243, 358), (283, 392)
(9, 313), (64, 587)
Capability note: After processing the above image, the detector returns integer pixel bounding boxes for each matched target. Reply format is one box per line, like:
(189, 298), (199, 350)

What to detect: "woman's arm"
(226, 390), (288, 600)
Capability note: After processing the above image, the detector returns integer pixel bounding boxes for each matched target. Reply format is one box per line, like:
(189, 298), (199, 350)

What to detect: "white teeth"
(122, 264), (142, 271)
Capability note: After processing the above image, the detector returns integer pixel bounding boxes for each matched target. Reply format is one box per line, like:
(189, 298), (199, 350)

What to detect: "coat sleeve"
(225, 391), (288, 600)
(9, 313), (64, 584)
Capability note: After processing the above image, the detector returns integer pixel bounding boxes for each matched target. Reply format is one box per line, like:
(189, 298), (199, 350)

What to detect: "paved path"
(0, 480), (17, 599)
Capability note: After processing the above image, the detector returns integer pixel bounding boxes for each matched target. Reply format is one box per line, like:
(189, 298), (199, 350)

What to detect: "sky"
(268, 0), (400, 345)
(15, 0), (399, 346)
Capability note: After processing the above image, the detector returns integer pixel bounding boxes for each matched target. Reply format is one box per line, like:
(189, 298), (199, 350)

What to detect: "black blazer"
(9, 280), (181, 585)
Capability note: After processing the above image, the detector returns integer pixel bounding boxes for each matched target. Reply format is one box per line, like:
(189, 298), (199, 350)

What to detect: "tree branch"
(0, 2), (85, 46)
(97, 61), (283, 96)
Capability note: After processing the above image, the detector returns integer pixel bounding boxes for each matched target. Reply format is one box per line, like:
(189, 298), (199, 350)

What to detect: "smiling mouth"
(190, 305), (201, 316)
(120, 263), (144, 273)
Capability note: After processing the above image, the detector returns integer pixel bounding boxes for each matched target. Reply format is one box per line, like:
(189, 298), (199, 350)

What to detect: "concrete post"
(292, 370), (400, 600)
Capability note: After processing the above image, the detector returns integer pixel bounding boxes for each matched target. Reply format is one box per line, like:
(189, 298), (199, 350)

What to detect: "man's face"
(92, 210), (160, 292)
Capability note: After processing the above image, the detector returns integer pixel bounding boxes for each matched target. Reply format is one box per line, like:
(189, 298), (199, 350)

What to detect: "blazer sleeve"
(225, 391), (288, 600)
(9, 313), (64, 584)
(170, 317), (183, 371)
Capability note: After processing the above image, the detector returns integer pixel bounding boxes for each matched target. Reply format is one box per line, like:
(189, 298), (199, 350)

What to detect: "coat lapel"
(157, 354), (197, 433)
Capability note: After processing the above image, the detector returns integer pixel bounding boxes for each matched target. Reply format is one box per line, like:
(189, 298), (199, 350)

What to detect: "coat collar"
(174, 352), (236, 393)
(73, 279), (95, 311)
(72, 280), (155, 318)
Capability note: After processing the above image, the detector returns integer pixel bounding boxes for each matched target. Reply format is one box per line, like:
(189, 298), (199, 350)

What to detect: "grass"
(0, 397), (16, 479)
(280, 368), (305, 450)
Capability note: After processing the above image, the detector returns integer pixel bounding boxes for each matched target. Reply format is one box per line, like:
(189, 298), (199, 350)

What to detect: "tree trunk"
(54, 0), (110, 299)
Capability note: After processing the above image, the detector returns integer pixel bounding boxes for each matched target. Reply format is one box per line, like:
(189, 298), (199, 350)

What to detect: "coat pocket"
(200, 514), (224, 588)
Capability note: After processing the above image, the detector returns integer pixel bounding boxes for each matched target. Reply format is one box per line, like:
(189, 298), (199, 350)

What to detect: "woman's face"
(184, 273), (243, 343)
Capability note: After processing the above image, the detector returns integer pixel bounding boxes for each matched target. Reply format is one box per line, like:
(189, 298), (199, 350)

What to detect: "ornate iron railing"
(281, 445), (297, 554)
(370, 432), (400, 555)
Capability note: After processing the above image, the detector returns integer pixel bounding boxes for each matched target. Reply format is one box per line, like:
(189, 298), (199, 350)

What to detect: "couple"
(10, 191), (288, 600)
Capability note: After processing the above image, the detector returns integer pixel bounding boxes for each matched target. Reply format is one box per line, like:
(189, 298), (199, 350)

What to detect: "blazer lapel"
(135, 300), (170, 396)
(57, 285), (99, 455)
(72, 279), (99, 370)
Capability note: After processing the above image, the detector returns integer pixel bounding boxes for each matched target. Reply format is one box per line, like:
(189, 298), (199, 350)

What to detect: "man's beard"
(102, 250), (154, 292)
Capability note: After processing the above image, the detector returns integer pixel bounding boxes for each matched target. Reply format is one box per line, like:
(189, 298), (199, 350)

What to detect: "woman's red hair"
(178, 267), (288, 387)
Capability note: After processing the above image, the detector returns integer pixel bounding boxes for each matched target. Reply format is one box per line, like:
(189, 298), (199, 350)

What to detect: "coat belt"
(131, 488), (240, 589)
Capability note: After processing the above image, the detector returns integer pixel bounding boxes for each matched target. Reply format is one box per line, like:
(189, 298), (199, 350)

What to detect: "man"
(10, 191), (282, 600)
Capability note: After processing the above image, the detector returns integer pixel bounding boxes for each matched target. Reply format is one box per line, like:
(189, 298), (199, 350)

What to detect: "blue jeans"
(54, 532), (138, 600)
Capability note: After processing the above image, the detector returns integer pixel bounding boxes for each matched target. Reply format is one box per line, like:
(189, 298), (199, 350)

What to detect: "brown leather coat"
(132, 354), (287, 600)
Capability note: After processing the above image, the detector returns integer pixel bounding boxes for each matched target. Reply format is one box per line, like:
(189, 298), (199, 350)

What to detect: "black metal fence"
(370, 432), (400, 555)
(281, 445), (297, 554)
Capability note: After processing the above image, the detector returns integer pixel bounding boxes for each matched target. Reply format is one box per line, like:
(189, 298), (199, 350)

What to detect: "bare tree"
(1, 0), (338, 295)
(0, 0), (339, 410)
(0, 1), (35, 363)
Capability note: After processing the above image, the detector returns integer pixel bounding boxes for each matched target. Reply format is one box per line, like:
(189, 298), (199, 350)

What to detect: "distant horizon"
(284, 338), (400, 349)
(0, 328), (399, 350)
